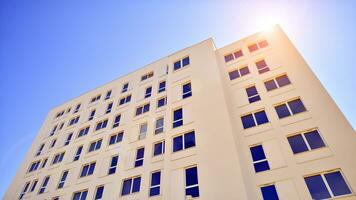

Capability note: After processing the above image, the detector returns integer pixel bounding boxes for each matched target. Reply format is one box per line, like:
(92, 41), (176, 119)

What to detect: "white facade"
(4, 25), (356, 200)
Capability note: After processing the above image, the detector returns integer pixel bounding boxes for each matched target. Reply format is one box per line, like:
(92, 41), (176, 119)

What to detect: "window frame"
(153, 140), (165, 156)
(155, 117), (164, 134)
(172, 108), (183, 128)
(149, 170), (162, 197)
(57, 170), (69, 189)
(134, 147), (145, 167)
(274, 97), (307, 119)
(108, 155), (119, 175)
(184, 166), (200, 198)
(287, 128), (326, 154)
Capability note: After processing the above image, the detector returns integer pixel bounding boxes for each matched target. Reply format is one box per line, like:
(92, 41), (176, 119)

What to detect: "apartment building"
(4, 25), (356, 200)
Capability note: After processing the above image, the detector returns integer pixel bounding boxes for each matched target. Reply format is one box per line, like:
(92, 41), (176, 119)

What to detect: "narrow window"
(134, 147), (145, 167)
(150, 171), (161, 196)
(246, 86), (261, 103)
(80, 162), (96, 177)
(38, 176), (50, 194)
(174, 56), (190, 71)
(29, 180), (38, 192)
(121, 176), (141, 196)
(122, 83), (129, 93)
(158, 81), (166, 93)
(224, 53), (234, 62)
(153, 141), (165, 156)
(68, 116), (80, 126)
(145, 86), (152, 98)
(248, 43), (259, 52)
(72, 190), (88, 200)
(275, 98), (306, 119)
(250, 145), (270, 172)
(173, 131), (196, 152)
(256, 59), (270, 74)
(182, 82), (192, 99)
(141, 71), (154, 81)
(108, 156), (119, 175)
(64, 133), (73, 146)
(52, 152), (65, 165)
(19, 182), (30, 199)
(119, 95), (131, 105)
(88, 139), (102, 152)
(94, 186), (104, 200)
(95, 119), (108, 131)
(88, 110), (95, 121)
(41, 158), (48, 168)
(106, 102), (113, 114)
(157, 96), (167, 108)
(73, 146), (83, 161)
(49, 125), (57, 136)
(304, 170), (352, 199)
(57, 170), (69, 189)
(260, 184), (279, 200)
(241, 110), (269, 129)
(50, 139), (57, 148)
(109, 132), (124, 145)
(139, 123), (147, 140)
(173, 108), (183, 128)
(105, 90), (112, 100)
(74, 103), (81, 113)
(155, 117), (164, 134)
(224, 50), (243, 62)
(287, 129), (326, 154)
(36, 143), (45, 156)
(228, 66), (250, 80)
(112, 114), (121, 128)
(185, 166), (200, 198)
(78, 127), (90, 138)
(135, 103), (150, 116)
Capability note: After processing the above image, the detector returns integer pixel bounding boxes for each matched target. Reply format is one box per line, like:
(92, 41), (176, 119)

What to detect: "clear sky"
(0, 0), (355, 198)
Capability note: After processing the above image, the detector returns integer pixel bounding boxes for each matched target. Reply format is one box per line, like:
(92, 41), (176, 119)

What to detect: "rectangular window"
(50, 139), (57, 148)
(108, 155), (119, 175)
(135, 103), (150, 116)
(36, 143), (45, 156)
(141, 71), (154, 81)
(106, 102), (113, 114)
(287, 129), (326, 154)
(250, 145), (270, 172)
(246, 86), (261, 103)
(264, 74), (291, 91)
(158, 81), (166, 93)
(59, 122), (64, 130)
(28, 160), (40, 172)
(139, 123), (147, 140)
(40, 158), (48, 169)
(90, 95), (101, 103)
(304, 170), (352, 199)
(153, 141), (165, 156)
(150, 171), (161, 196)
(19, 182), (30, 199)
(88, 139), (102, 152)
(38, 176), (50, 194)
(157, 96), (167, 108)
(145, 86), (152, 98)
(185, 166), (200, 198)
(68, 116), (80, 126)
(80, 162), (96, 177)
(173, 108), (183, 128)
(95, 119), (108, 131)
(105, 90), (112, 100)
(134, 147), (145, 167)
(88, 110), (95, 121)
(72, 190), (88, 200)
(174, 56), (190, 71)
(64, 133), (73, 146)
(122, 83), (129, 93)
(260, 184), (279, 200)
(57, 170), (69, 189)
(173, 131), (196, 152)
(224, 49), (243, 62)
(228, 66), (250, 80)
(182, 82), (192, 99)
(78, 126), (90, 138)
(30, 180), (38, 192)
(256, 59), (270, 74)
(94, 186), (104, 200)
(52, 152), (65, 165)
(121, 176), (141, 196)
(241, 110), (269, 129)
(49, 125), (57, 136)
(248, 40), (269, 52)
(275, 98), (306, 119)
(73, 146), (83, 161)
(155, 117), (164, 134)
(112, 114), (121, 128)
(74, 103), (81, 113)
(119, 94), (131, 105)
(109, 132), (124, 145)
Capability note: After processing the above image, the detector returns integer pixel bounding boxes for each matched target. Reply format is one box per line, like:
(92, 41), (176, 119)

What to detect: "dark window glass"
(288, 99), (306, 114)
(264, 80), (278, 91)
(173, 108), (183, 128)
(109, 156), (118, 174)
(153, 142), (164, 156)
(256, 60), (269, 74)
(241, 114), (255, 129)
(184, 131), (196, 149)
(173, 135), (183, 152)
(304, 130), (325, 150)
(246, 86), (261, 103)
(250, 145), (266, 161)
(248, 44), (258, 52)
(234, 50), (243, 59)
(185, 167), (199, 197)
(275, 104), (291, 119)
(94, 186), (104, 200)
(182, 57), (190, 66)
(261, 185), (279, 200)
(255, 111), (269, 125)
(157, 97), (166, 107)
(240, 66), (250, 76)
(287, 134), (308, 154)
(150, 171), (161, 196)
(174, 61), (181, 70)
(158, 81), (166, 93)
(254, 160), (270, 172)
(276, 75), (291, 87)
(183, 83), (192, 99)
(121, 179), (132, 196)
(88, 163), (95, 175)
(324, 171), (351, 196)
(132, 177), (141, 193)
(229, 70), (240, 80)
(143, 104), (150, 113)
(305, 175), (331, 199)
(135, 148), (144, 167)
(145, 87), (152, 98)
(224, 54), (234, 62)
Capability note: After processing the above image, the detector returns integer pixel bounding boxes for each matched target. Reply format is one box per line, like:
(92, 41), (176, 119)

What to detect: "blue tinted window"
(173, 108), (183, 128)
(288, 99), (306, 114)
(261, 185), (279, 200)
(264, 80), (278, 91)
(185, 167), (199, 197)
(229, 70), (240, 80)
(173, 135), (183, 152)
(153, 142), (164, 156)
(325, 171), (351, 196)
(304, 130), (325, 150)
(224, 54), (234, 62)
(80, 165), (88, 177)
(275, 104), (290, 119)
(287, 134), (308, 154)
(246, 86), (261, 103)
(240, 66), (250, 76)
(305, 175), (331, 199)
(94, 186), (104, 200)
(88, 163), (95, 175)
(250, 145), (266, 161)
(182, 57), (190, 66)
(183, 83), (192, 99)
(150, 171), (161, 196)
(255, 111), (269, 125)
(157, 97), (166, 107)
(254, 161), (270, 172)
(241, 114), (255, 129)
(121, 179), (132, 196)
(132, 177), (141, 193)
(276, 75), (291, 87)
(174, 61), (181, 70)
(184, 131), (196, 149)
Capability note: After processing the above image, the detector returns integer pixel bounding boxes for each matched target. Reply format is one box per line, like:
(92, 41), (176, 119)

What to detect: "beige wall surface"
(4, 25), (356, 200)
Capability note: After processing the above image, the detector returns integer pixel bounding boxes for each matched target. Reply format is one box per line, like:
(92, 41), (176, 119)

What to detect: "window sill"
(294, 147), (333, 164)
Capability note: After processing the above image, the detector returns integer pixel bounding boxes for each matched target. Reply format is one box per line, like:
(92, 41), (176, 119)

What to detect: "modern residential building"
(4, 25), (356, 200)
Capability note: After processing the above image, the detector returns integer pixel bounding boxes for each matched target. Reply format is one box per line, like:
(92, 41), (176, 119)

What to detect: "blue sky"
(0, 0), (355, 197)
